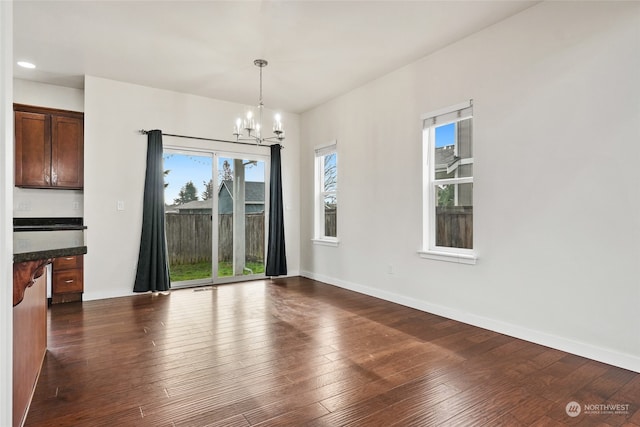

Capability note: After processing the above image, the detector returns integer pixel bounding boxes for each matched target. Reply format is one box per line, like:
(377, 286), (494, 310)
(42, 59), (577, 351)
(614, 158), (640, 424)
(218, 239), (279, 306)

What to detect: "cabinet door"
(14, 111), (51, 187)
(51, 115), (84, 189)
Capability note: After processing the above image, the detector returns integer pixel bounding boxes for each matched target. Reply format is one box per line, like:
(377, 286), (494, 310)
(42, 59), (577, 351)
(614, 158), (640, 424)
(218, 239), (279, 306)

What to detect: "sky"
(163, 153), (265, 204)
(435, 122), (455, 148)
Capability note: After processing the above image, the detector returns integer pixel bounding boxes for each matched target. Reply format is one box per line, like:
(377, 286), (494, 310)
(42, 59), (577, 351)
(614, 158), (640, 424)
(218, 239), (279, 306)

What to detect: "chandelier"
(233, 59), (285, 144)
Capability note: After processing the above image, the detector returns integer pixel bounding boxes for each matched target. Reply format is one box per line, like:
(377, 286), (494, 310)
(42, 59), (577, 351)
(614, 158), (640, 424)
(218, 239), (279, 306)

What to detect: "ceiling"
(13, 1), (538, 114)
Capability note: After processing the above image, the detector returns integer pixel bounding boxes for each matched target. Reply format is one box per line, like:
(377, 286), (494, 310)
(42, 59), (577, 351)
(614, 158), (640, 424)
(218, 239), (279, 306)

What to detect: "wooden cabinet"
(14, 104), (84, 189)
(52, 255), (84, 303)
(13, 266), (47, 427)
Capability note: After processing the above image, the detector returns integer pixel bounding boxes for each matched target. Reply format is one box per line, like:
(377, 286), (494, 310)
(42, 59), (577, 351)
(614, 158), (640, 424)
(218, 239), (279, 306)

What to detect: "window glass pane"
(458, 164), (473, 178)
(435, 161), (472, 179)
(457, 118), (473, 160)
(323, 153), (337, 192)
(435, 170), (455, 180)
(435, 183), (473, 249)
(434, 119), (473, 179)
(435, 123), (455, 149)
(323, 194), (337, 237)
(163, 152), (213, 283)
(435, 124), (455, 179)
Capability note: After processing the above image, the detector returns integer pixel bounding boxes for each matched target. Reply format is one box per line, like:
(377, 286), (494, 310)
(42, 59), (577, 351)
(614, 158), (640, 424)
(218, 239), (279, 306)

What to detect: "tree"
(323, 153), (337, 207)
(164, 169), (170, 189)
(219, 159), (233, 182)
(174, 181), (198, 205)
(202, 179), (213, 200)
(437, 184), (455, 207)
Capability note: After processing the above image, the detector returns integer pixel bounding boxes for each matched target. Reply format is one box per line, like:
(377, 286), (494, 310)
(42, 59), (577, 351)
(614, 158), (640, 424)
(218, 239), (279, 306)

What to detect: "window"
(421, 101), (476, 263)
(313, 142), (338, 245)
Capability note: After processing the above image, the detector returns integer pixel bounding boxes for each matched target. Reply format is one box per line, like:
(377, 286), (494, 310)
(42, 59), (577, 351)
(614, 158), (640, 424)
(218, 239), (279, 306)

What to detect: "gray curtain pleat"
(134, 130), (171, 292)
(265, 144), (287, 276)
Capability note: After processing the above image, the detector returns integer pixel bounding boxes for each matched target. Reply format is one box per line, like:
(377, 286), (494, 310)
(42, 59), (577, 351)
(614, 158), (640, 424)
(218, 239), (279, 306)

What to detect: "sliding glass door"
(215, 155), (266, 280)
(163, 149), (267, 287)
(163, 151), (213, 286)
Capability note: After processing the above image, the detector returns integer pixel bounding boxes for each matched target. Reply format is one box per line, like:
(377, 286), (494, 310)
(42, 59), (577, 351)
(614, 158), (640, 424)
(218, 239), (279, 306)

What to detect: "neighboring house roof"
(435, 146), (465, 174)
(175, 199), (212, 211)
(169, 181), (266, 215)
(435, 146), (456, 168)
(165, 204), (179, 214)
(219, 180), (265, 203)
(218, 181), (265, 215)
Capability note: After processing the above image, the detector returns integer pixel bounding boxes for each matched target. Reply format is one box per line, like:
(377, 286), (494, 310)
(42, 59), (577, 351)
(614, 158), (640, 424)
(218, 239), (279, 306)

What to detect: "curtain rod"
(138, 129), (281, 149)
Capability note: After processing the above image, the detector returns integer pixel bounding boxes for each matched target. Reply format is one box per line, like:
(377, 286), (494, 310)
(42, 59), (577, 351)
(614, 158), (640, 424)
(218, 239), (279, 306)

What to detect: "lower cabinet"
(13, 268), (46, 427)
(52, 255), (83, 303)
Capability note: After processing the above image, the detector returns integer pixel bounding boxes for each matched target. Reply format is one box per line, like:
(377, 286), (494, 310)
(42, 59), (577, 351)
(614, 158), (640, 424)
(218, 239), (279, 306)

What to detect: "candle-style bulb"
(273, 113), (283, 134)
(244, 110), (255, 131)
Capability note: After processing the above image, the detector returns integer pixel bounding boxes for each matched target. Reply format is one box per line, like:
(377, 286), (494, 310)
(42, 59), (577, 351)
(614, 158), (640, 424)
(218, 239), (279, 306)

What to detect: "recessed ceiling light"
(17, 61), (36, 69)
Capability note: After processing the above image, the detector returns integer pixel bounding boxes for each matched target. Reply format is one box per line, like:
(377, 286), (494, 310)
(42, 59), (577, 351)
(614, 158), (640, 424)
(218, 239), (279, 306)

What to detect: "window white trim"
(314, 141), (338, 244)
(312, 238), (339, 247)
(420, 100), (472, 122)
(421, 101), (476, 261)
(418, 249), (477, 264)
(314, 142), (336, 157)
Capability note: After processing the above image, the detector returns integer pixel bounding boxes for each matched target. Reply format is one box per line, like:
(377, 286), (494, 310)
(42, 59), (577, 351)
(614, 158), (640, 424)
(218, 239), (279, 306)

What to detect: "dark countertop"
(14, 225), (87, 231)
(13, 217), (87, 263)
(14, 217), (86, 232)
(14, 246), (87, 263)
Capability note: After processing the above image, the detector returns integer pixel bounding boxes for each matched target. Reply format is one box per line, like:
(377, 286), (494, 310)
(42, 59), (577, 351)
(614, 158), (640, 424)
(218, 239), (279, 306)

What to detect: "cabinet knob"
(64, 280), (74, 283)
(64, 257), (74, 260)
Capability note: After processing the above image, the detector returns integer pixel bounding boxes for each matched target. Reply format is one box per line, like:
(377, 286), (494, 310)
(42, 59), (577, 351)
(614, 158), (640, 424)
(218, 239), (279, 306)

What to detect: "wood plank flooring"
(25, 277), (640, 426)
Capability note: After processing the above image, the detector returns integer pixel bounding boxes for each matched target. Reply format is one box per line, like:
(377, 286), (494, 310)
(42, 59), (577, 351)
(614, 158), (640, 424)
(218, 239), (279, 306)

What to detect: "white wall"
(14, 79), (84, 112)
(14, 188), (83, 217)
(84, 76), (300, 301)
(0, 1), (13, 424)
(300, 1), (640, 372)
(13, 79), (84, 218)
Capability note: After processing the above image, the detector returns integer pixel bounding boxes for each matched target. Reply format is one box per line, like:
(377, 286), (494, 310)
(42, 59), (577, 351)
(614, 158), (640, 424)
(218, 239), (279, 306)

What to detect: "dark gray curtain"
(265, 144), (287, 276)
(134, 130), (171, 292)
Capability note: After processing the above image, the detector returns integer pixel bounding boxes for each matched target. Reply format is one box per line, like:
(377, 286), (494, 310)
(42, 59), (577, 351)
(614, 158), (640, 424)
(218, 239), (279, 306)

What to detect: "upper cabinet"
(14, 104), (84, 189)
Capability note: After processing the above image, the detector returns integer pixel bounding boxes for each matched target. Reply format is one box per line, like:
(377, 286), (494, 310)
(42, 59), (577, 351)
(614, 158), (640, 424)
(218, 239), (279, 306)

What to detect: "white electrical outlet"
(72, 201), (80, 211)
(117, 200), (125, 211)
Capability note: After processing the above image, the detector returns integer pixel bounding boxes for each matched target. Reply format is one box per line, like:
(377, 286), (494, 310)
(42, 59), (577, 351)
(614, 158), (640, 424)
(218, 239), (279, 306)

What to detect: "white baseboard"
(83, 270), (302, 302)
(300, 270), (640, 373)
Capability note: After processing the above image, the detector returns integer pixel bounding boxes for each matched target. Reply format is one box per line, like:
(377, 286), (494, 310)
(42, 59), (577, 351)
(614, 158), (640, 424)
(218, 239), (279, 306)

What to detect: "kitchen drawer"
(54, 255), (83, 270)
(53, 269), (83, 294)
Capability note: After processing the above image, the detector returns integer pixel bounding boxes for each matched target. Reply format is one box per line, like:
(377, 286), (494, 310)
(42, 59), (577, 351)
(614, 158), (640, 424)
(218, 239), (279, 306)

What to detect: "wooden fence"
(436, 207), (473, 249)
(325, 209), (336, 237)
(166, 213), (265, 265)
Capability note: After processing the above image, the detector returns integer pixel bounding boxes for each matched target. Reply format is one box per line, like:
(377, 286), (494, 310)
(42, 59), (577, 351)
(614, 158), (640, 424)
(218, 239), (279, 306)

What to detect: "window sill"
(418, 250), (477, 265)
(312, 238), (339, 247)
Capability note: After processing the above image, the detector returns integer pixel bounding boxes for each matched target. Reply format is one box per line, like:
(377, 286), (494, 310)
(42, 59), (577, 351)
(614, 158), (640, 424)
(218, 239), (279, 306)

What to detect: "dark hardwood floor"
(25, 277), (639, 426)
